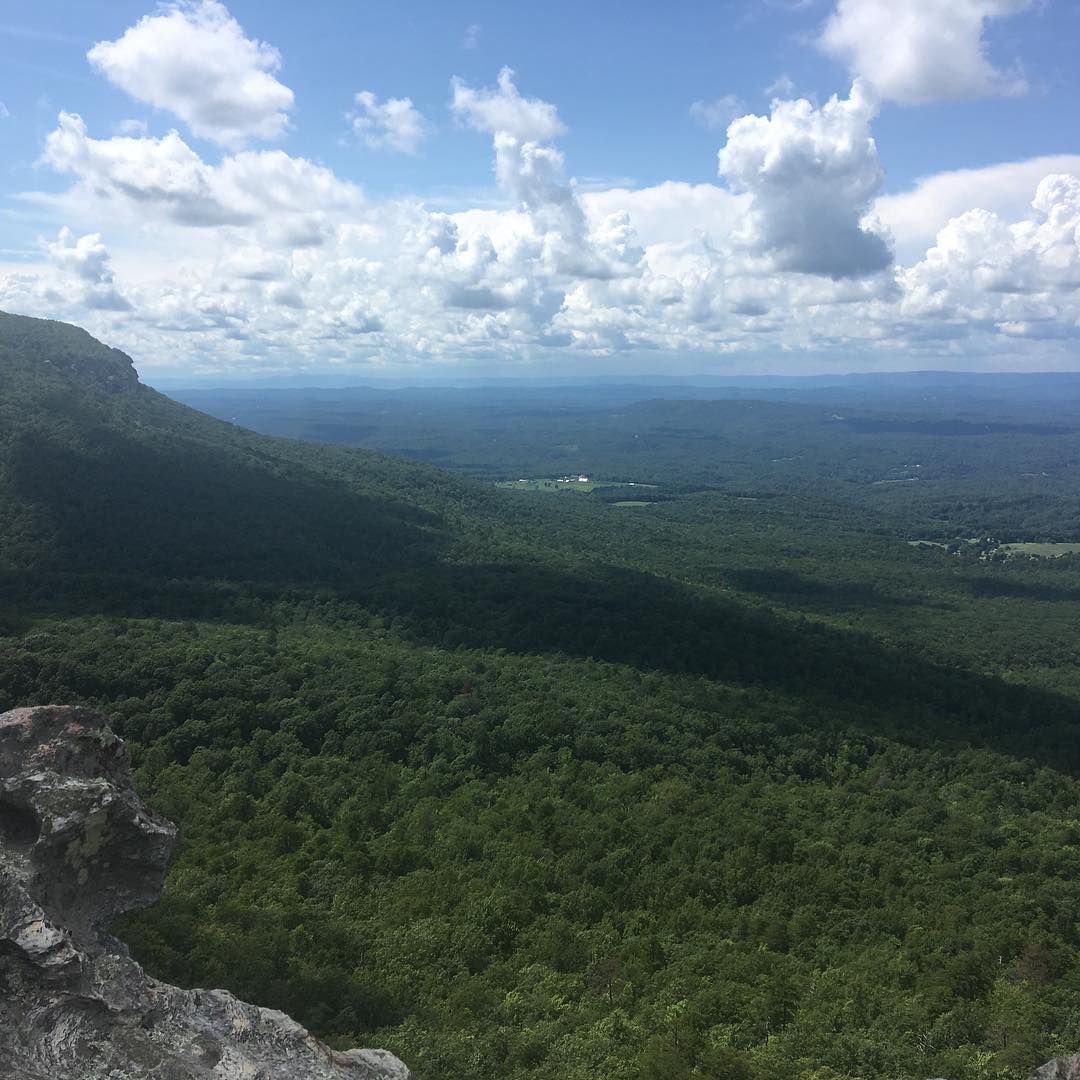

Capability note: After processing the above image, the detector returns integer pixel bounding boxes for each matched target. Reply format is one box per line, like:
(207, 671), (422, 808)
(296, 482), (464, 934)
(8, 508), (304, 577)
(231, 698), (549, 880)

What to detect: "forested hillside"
(3, 311), (1080, 1080)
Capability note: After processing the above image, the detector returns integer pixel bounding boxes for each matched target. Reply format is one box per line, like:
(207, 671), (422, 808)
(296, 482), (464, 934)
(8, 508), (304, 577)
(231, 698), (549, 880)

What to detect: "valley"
(4, 2), (1079, 1077)
(3, 313), (1080, 1080)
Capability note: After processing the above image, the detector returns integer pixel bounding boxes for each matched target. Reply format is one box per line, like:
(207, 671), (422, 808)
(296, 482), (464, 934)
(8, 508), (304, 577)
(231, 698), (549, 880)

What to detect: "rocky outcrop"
(0, 705), (411, 1080)
(1034, 1057), (1080, 1080)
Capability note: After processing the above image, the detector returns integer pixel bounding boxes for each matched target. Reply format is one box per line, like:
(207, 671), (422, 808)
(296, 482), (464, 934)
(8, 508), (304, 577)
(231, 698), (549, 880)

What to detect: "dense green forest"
(175, 377), (1080, 542)
(4, 310), (1080, 1080)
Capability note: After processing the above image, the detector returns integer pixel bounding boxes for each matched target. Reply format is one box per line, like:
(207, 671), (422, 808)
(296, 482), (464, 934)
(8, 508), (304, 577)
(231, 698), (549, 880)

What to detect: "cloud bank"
(0, 1), (1076, 376)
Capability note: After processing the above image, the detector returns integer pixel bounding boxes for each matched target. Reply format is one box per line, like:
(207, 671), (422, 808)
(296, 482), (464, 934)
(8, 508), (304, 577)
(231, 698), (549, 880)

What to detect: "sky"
(1, 0), (1079, 381)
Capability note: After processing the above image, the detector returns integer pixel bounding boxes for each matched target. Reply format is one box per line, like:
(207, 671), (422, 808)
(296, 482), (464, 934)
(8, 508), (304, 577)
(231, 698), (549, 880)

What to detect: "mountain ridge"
(0, 310), (139, 394)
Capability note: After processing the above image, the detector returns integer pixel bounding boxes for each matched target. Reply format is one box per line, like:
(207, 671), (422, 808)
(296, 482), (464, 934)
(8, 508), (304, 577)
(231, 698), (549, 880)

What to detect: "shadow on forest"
(5, 423), (446, 585)
(8, 555), (1080, 776)
(966, 576), (1080, 603)
(723, 566), (936, 612)
(360, 560), (1079, 770)
(4, 418), (1079, 774)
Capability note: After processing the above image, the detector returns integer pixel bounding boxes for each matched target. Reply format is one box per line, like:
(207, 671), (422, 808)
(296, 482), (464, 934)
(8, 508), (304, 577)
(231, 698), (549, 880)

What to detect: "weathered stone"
(0, 705), (411, 1080)
(1034, 1056), (1080, 1080)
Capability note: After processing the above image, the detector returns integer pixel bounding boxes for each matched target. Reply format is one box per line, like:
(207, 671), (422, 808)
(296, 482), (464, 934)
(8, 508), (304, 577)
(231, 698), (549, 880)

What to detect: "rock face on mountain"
(1034, 1057), (1080, 1080)
(0, 705), (411, 1080)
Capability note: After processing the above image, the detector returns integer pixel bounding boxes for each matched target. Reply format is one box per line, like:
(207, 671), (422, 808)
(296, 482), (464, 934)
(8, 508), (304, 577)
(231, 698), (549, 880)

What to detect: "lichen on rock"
(1034, 1056), (1080, 1080)
(0, 705), (411, 1080)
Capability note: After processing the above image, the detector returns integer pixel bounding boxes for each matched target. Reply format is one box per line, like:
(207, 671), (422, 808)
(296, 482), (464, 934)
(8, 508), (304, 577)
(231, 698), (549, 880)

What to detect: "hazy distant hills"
(168, 365), (1080, 544)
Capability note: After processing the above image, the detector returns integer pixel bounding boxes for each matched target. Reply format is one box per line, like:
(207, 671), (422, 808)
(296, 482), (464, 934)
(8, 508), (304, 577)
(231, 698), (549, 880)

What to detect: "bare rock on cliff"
(0, 705), (412, 1080)
(1034, 1057), (1080, 1080)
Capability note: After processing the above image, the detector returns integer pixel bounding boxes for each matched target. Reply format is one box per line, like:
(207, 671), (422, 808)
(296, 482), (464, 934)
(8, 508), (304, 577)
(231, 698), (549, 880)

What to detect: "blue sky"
(1, 0), (1079, 379)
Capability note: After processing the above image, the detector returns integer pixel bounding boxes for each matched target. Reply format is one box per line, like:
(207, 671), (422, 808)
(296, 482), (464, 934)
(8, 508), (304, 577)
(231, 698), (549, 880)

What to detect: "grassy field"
(1000, 542), (1080, 557)
(495, 478), (658, 494)
(611, 500), (652, 507)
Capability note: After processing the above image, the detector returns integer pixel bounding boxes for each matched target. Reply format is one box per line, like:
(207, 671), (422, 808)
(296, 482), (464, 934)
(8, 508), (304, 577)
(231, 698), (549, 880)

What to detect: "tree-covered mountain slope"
(0, 310), (492, 590)
(3, 311), (1080, 1080)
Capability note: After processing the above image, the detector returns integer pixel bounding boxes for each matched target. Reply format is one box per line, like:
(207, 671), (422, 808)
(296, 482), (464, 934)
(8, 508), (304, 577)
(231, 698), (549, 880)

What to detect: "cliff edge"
(0, 705), (411, 1080)
(0, 310), (139, 394)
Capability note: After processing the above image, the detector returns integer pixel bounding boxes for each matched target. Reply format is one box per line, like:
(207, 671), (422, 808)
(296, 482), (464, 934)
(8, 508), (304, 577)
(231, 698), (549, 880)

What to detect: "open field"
(495, 478), (658, 494)
(1000, 542), (1080, 557)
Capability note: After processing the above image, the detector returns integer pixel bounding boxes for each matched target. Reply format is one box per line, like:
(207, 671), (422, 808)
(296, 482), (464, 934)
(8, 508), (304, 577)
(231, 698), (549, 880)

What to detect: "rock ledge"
(0, 705), (411, 1080)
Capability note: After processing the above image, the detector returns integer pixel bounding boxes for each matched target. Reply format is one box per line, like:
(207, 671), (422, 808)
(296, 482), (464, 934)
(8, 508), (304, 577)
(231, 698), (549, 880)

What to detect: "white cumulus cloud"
(350, 92), (430, 154)
(46, 226), (115, 283)
(450, 69), (635, 282)
(875, 155), (1080, 262)
(43, 227), (130, 310)
(900, 174), (1080, 336)
(717, 80), (892, 278)
(87, 0), (294, 148)
(451, 67), (565, 144)
(40, 112), (360, 235)
(819, 0), (1032, 105)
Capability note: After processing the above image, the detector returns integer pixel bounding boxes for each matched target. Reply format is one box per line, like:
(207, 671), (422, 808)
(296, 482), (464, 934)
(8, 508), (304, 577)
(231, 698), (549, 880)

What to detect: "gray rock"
(1034, 1057), (1080, 1080)
(0, 705), (412, 1080)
